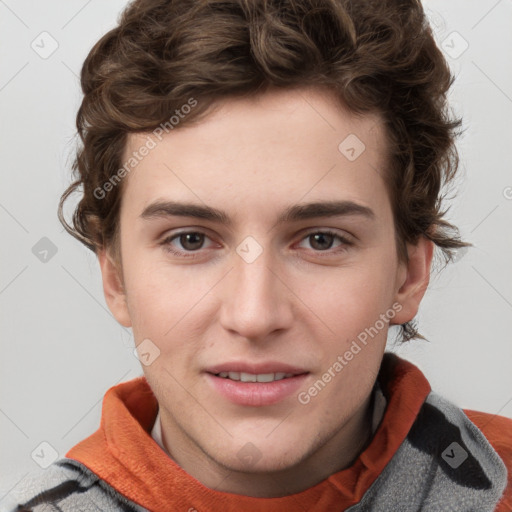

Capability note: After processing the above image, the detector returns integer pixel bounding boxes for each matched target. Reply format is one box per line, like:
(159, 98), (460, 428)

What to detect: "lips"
(204, 361), (310, 406)
(206, 373), (308, 406)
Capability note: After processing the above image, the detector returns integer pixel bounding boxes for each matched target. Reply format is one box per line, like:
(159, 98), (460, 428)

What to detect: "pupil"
(182, 233), (203, 250)
(311, 233), (333, 251)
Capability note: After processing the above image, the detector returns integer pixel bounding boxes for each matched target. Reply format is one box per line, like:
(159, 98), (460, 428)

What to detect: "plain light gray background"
(1, 0), (511, 505)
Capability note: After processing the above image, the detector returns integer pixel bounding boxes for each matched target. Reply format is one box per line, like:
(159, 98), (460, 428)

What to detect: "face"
(100, 86), (431, 488)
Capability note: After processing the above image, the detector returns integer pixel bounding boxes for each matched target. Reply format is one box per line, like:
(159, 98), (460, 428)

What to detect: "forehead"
(120, 87), (391, 223)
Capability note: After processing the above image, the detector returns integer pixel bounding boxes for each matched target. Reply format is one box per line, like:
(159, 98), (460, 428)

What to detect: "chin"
(211, 436), (310, 474)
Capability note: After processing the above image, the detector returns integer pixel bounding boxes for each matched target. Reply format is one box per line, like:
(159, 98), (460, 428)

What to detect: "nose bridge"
(219, 239), (291, 339)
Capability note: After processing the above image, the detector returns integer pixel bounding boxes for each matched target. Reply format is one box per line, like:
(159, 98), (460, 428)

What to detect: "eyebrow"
(140, 199), (375, 226)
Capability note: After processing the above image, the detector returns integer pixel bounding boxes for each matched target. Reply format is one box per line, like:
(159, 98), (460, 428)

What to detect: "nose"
(219, 245), (294, 342)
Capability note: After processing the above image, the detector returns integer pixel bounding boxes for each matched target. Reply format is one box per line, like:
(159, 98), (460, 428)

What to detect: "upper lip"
(205, 362), (309, 375)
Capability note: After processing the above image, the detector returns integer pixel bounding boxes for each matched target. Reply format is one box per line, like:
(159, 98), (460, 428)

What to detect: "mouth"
(205, 362), (308, 378)
(204, 363), (309, 406)
(213, 371), (300, 382)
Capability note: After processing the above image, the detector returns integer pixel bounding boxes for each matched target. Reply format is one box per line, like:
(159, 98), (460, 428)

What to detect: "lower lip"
(205, 373), (309, 406)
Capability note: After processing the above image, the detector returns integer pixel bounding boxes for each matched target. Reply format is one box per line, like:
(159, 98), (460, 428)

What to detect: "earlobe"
(98, 249), (132, 327)
(392, 237), (434, 325)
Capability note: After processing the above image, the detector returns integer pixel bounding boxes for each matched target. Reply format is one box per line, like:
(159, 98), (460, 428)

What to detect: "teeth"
(216, 372), (295, 382)
(240, 372), (257, 382)
(256, 373), (274, 383)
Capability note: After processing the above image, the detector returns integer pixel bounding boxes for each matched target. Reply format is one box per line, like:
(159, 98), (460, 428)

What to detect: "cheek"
(298, 258), (397, 337)
(123, 258), (182, 337)
(123, 255), (216, 357)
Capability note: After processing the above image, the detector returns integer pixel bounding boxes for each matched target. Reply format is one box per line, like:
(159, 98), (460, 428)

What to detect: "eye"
(159, 229), (354, 260)
(160, 231), (215, 258)
(297, 230), (353, 255)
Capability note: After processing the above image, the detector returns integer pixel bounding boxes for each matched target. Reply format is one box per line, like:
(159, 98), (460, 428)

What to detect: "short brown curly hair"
(58, 0), (469, 342)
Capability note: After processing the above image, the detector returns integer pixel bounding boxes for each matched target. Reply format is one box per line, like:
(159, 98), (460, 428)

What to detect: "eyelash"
(159, 229), (353, 259)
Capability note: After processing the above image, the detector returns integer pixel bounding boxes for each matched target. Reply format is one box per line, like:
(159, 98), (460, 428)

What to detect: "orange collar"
(66, 353), (431, 511)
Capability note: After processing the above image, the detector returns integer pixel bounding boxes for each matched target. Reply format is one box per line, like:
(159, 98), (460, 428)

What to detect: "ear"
(391, 236), (434, 325)
(98, 248), (132, 327)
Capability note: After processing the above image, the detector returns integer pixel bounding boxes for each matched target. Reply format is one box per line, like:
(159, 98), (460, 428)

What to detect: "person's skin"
(99, 86), (433, 498)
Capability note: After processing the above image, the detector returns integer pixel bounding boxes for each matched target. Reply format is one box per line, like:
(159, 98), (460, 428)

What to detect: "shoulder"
(464, 410), (512, 450)
(6, 458), (147, 512)
(464, 409), (512, 512)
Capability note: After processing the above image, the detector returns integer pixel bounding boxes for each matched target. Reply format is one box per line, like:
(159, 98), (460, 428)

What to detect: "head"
(59, 0), (468, 484)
